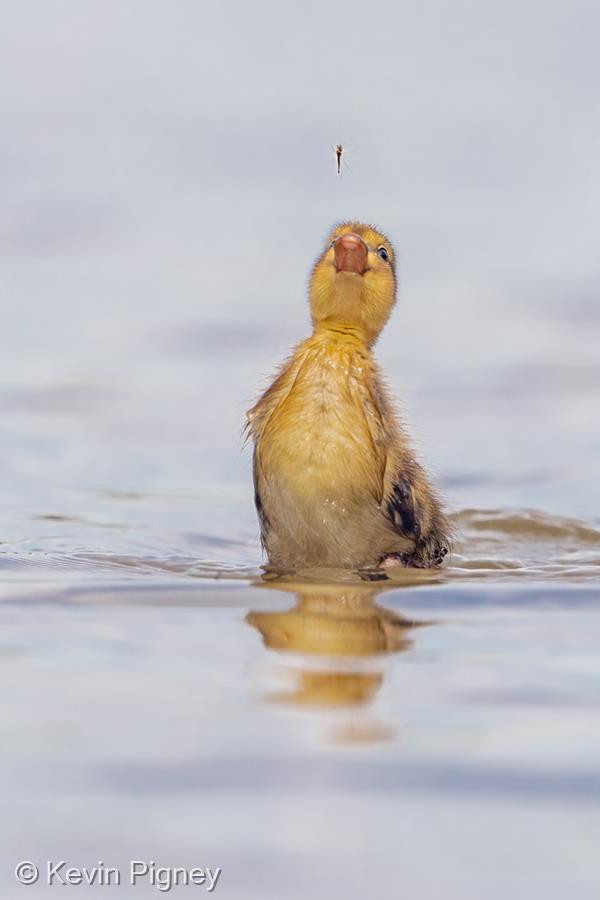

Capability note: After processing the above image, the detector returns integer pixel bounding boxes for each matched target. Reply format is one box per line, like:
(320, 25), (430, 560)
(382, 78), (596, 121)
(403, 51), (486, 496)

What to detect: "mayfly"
(333, 143), (351, 176)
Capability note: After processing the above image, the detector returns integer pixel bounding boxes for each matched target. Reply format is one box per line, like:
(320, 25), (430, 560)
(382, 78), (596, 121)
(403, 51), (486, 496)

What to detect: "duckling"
(246, 221), (451, 571)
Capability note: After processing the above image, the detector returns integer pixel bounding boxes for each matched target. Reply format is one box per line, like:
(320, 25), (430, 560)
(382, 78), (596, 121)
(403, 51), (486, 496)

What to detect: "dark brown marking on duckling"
(386, 478), (421, 538)
(254, 484), (270, 547)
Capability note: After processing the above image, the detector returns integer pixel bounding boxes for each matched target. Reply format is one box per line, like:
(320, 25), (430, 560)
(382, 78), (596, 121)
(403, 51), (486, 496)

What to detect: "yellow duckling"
(246, 221), (451, 570)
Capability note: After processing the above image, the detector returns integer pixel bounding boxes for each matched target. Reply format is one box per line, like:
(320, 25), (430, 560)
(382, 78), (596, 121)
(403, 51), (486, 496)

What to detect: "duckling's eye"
(377, 246), (389, 262)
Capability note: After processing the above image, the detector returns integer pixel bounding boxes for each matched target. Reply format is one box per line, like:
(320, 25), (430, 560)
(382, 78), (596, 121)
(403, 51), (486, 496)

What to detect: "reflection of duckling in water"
(246, 222), (451, 571)
(247, 582), (424, 710)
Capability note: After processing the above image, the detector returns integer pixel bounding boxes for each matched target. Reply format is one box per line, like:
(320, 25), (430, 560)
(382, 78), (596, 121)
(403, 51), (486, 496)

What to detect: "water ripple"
(0, 508), (598, 586)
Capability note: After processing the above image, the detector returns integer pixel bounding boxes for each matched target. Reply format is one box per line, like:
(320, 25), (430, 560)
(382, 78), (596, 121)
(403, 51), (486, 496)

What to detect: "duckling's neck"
(313, 319), (370, 348)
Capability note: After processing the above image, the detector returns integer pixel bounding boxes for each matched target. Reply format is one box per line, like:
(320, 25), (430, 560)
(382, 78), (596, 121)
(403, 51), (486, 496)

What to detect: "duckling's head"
(309, 222), (396, 346)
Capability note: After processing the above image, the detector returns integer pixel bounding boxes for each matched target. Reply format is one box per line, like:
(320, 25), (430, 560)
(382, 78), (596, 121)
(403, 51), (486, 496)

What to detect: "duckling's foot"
(379, 553), (412, 569)
(380, 545), (449, 569)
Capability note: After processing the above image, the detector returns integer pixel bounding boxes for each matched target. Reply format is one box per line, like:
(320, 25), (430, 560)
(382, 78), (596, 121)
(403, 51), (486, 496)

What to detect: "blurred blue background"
(2, 0), (599, 529)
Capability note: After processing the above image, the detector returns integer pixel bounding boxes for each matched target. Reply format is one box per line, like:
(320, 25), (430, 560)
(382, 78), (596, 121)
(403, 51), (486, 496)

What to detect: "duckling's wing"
(382, 457), (451, 567)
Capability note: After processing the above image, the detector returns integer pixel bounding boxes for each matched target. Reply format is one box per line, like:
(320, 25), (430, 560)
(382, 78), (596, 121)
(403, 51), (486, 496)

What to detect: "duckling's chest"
(262, 349), (384, 491)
